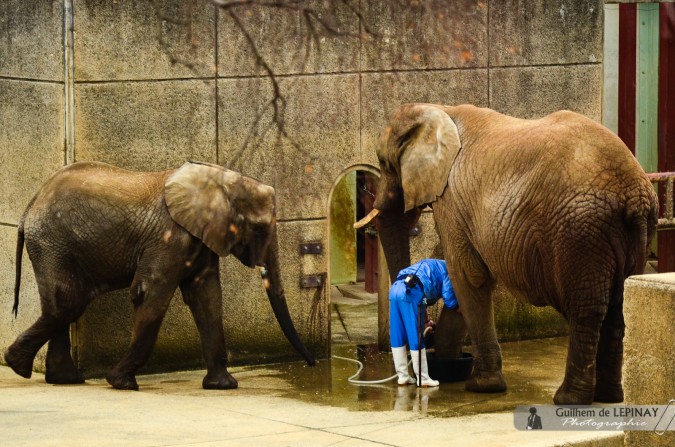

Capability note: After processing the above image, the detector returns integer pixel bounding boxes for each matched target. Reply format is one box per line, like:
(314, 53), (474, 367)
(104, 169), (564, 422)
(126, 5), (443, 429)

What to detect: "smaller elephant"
(5, 161), (315, 390)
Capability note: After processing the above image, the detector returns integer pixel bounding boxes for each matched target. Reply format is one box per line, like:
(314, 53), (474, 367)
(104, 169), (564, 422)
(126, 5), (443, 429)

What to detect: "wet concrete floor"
(1, 287), (624, 446)
(123, 286), (567, 416)
(230, 337), (568, 417)
(137, 284), (559, 417)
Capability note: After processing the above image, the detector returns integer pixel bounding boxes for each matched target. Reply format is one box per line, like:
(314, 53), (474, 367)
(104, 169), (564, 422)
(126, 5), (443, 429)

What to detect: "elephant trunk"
(377, 209), (413, 283)
(262, 231), (316, 366)
(355, 176), (420, 282)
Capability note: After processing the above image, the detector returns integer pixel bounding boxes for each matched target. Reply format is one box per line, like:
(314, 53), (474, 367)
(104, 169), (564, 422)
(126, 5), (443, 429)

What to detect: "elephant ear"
(165, 162), (274, 257)
(391, 104), (461, 212)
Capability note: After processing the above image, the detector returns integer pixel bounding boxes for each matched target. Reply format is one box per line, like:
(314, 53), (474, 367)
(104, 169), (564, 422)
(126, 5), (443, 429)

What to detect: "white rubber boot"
(392, 346), (416, 386)
(411, 349), (439, 387)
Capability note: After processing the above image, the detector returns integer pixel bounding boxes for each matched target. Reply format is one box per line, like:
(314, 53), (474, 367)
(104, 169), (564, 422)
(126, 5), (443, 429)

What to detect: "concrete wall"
(623, 273), (675, 446)
(0, 0), (606, 375)
(0, 0), (66, 372)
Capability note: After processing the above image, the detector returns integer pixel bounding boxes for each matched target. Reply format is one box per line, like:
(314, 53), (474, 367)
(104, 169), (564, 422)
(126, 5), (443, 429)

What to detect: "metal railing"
(647, 171), (675, 230)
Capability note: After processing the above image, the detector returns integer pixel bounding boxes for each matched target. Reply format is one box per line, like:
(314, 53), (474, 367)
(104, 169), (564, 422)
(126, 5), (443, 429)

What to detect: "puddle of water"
(242, 338), (567, 417)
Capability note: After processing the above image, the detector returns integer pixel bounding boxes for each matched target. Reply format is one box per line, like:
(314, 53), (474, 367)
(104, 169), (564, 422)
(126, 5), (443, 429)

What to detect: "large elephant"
(4, 161), (315, 390)
(355, 103), (658, 405)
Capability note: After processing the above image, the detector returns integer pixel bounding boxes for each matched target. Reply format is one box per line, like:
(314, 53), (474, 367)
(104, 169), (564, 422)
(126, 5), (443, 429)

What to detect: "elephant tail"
(13, 221), (25, 318)
(624, 201), (657, 279)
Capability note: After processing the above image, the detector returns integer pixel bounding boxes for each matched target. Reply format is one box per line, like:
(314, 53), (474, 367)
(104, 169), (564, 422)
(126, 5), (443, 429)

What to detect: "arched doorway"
(328, 166), (387, 349)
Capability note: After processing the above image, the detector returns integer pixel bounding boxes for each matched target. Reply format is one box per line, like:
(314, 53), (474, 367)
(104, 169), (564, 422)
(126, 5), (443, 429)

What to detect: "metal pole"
(418, 301), (423, 387)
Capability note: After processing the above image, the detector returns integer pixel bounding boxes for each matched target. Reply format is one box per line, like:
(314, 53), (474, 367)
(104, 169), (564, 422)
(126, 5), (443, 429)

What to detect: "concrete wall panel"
(74, 80), (217, 171)
(361, 0), (488, 71)
(0, 0), (63, 81)
(492, 287), (568, 341)
(0, 80), (65, 225)
(221, 220), (329, 364)
(490, 65), (603, 120)
(218, 0), (359, 77)
(218, 75), (360, 220)
(75, 288), (203, 378)
(74, 0), (215, 81)
(624, 274), (675, 447)
(490, 0), (603, 66)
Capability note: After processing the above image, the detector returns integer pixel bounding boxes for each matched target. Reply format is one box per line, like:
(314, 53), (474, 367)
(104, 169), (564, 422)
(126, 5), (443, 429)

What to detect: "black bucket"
(427, 351), (473, 382)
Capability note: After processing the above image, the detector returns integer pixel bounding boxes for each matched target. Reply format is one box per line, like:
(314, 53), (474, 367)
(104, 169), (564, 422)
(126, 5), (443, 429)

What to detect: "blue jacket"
(394, 259), (458, 310)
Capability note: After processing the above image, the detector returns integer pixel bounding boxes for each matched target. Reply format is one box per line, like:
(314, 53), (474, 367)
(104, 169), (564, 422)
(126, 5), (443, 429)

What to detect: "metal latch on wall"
(298, 242), (323, 288)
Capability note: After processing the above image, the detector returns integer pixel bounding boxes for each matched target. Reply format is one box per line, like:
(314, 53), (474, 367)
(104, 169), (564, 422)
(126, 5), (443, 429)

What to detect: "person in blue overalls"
(390, 259), (458, 387)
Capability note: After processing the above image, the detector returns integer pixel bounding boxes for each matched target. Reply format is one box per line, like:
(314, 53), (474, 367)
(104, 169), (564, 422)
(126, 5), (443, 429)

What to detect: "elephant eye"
(251, 224), (268, 240)
(397, 125), (419, 151)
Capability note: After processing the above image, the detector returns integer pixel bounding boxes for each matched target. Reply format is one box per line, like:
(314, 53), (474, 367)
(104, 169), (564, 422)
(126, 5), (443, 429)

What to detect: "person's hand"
(423, 319), (436, 348)
(424, 319), (436, 336)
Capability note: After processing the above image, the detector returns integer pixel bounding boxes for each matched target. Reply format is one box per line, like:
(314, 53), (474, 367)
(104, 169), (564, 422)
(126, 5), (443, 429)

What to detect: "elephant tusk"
(354, 208), (382, 229)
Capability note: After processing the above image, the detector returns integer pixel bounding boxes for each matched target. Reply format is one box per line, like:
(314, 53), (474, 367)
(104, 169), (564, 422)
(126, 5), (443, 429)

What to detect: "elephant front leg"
(554, 310), (605, 405)
(467, 340), (507, 393)
(180, 266), (237, 390)
(106, 277), (176, 391)
(455, 284), (506, 393)
(433, 306), (467, 360)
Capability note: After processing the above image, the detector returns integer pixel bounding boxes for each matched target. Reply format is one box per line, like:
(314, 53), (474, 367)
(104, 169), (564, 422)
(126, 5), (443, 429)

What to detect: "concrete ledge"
(623, 273), (675, 447)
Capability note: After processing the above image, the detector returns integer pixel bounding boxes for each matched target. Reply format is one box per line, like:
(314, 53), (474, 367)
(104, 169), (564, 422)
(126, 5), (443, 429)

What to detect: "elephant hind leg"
(5, 281), (87, 380)
(42, 280), (90, 384)
(4, 315), (56, 378)
(554, 304), (606, 405)
(45, 326), (84, 384)
(593, 298), (625, 403)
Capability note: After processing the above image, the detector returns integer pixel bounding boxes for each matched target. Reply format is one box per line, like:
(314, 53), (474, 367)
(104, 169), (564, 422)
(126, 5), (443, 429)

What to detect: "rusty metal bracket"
(647, 171), (675, 230)
(300, 275), (323, 288)
(299, 242), (323, 255)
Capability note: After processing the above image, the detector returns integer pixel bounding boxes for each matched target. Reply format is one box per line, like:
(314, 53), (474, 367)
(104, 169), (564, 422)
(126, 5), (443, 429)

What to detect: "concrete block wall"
(0, 0), (66, 372)
(0, 0), (604, 375)
(623, 273), (675, 446)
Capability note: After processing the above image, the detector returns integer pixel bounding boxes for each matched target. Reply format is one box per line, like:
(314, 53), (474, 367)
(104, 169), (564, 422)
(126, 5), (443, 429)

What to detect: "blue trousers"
(389, 280), (425, 350)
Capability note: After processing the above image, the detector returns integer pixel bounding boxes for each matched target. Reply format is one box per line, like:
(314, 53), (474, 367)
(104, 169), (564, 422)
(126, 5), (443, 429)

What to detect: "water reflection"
(245, 338), (567, 417)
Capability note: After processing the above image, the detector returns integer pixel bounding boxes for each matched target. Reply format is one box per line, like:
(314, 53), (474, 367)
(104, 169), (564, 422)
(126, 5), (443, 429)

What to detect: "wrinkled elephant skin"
(357, 104), (658, 405)
(4, 161), (315, 390)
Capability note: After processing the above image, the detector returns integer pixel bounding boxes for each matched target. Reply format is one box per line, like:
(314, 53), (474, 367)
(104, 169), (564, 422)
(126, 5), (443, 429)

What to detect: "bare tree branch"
(150, 0), (376, 174)
(214, 0), (372, 172)
(213, 0), (368, 38)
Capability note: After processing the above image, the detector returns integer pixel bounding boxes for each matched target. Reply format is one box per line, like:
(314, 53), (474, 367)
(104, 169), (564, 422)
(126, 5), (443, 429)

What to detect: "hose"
(332, 317), (433, 385)
(331, 355), (412, 385)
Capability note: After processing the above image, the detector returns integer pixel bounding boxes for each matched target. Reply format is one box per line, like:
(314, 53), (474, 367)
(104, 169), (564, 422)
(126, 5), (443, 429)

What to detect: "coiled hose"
(331, 355), (413, 385)
(331, 327), (433, 385)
